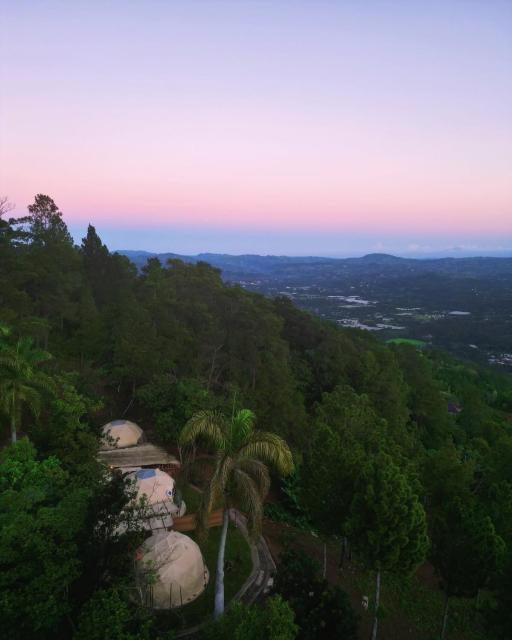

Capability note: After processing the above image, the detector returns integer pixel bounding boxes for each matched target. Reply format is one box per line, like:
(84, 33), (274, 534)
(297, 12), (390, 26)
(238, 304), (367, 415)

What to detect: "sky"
(1, 1), (511, 256)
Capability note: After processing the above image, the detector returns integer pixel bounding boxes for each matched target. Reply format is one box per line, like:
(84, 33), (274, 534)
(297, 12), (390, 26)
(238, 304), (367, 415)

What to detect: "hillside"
(1, 199), (512, 640)
(120, 250), (512, 369)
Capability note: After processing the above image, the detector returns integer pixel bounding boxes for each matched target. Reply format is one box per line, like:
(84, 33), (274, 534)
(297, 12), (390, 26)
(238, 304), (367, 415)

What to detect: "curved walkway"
(229, 509), (276, 605)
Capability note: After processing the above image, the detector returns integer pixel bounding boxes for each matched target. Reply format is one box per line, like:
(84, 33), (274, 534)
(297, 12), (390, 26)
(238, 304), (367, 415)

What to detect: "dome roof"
(101, 420), (143, 449)
(128, 467), (176, 506)
(137, 531), (209, 608)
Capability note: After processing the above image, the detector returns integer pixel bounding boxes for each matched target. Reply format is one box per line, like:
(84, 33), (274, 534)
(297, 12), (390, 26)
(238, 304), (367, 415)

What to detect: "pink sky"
(1, 2), (511, 251)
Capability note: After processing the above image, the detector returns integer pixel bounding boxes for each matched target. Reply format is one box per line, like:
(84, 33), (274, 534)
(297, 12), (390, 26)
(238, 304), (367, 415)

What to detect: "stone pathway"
(229, 509), (276, 605)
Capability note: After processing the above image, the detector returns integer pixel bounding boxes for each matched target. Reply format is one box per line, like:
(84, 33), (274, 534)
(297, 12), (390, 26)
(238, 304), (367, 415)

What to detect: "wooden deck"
(172, 507), (224, 532)
(98, 442), (180, 470)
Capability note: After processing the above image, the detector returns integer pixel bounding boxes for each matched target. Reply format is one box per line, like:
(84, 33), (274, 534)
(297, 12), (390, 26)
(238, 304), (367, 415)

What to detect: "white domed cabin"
(137, 530), (209, 608)
(101, 419), (144, 449)
(127, 468), (186, 518)
(130, 468), (175, 504)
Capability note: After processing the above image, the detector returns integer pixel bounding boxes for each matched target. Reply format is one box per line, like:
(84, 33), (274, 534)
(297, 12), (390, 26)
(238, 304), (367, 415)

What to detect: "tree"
(395, 345), (452, 449)
(179, 408), (293, 618)
(71, 287), (105, 369)
(14, 195), (81, 349)
(301, 386), (386, 540)
(0, 195), (14, 218)
(137, 376), (215, 449)
(430, 498), (505, 639)
(202, 596), (298, 640)
(485, 550), (512, 640)
(80, 224), (115, 308)
(74, 588), (152, 640)
(0, 202), (32, 327)
(421, 445), (474, 515)
(29, 372), (100, 472)
(0, 440), (89, 639)
(25, 193), (74, 246)
(0, 435), (151, 640)
(0, 336), (53, 442)
(273, 548), (358, 640)
(303, 586), (358, 640)
(346, 452), (428, 640)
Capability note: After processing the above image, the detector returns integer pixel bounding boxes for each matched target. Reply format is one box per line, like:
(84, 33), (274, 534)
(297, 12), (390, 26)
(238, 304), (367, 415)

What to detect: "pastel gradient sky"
(1, 1), (511, 255)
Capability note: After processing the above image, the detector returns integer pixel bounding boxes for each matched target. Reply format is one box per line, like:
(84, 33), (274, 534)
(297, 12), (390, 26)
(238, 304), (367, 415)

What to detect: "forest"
(123, 249), (512, 371)
(1, 195), (512, 640)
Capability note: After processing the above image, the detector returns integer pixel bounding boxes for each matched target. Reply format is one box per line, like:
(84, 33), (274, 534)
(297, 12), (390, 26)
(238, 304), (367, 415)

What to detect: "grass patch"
(387, 338), (427, 348)
(153, 521), (252, 631)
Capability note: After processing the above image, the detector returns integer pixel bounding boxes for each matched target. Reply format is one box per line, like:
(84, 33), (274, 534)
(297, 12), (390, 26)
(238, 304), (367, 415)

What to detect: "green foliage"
(74, 588), (153, 640)
(202, 596), (298, 640)
(484, 550), (512, 639)
(431, 498), (506, 598)
(264, 502), (311, 531)
(0, 439), (89, 639)
(0, 335), (54, 442)
(395, 345), (453, 448)
(347, 452), (429, 573)
(138, 376), (215, 446)
(0, 436), (150, 640)
(273, 548), (320, 607)
(301, 385), (388, 537)
(264, 469), (312, 530)
(30, 372), (101, 471)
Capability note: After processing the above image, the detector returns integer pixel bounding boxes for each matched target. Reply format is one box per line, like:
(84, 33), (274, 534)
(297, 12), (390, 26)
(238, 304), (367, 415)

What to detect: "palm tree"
(179, 408), (294, 618)
(0, 337), (53, 443)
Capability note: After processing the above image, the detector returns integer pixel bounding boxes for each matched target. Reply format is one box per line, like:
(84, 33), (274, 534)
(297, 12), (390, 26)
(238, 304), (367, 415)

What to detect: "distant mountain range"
(118, 250), (512, 279)
(119, 250), (336, 274)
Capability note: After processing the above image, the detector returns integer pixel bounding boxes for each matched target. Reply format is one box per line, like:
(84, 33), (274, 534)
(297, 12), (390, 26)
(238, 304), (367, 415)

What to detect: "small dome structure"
(101, 419), (143, 449)
(137, 530), (209, 608)
(128, 467), (176, 506)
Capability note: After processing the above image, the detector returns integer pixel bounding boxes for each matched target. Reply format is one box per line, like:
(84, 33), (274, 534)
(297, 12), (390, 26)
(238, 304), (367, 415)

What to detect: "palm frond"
(233, 408), (255, 435)
(17, 338), (52, 366)
(33, 372), (56, 395)
(230, 408), (256, 450)
(0, 323), (11, 337)
(238, 431), (294, 476)
(18, 384), (42, 417)
(179, 410), (226, 448)
(215, 454), (234, 494)
(195, 452), (232, 537)
(196, 469), (224, 538)
(0, 354), (20, 371)
(231, 468), (263, 539)
(236, 458), (270, 499)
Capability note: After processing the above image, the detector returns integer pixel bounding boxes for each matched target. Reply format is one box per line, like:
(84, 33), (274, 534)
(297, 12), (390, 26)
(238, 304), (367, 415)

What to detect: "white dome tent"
(129, 468), (176, 506)
(123, 467), (186, 531)
(101, 419), (143, 449)
(137, 530), (209, 608)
